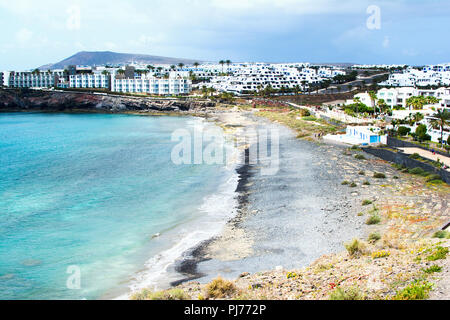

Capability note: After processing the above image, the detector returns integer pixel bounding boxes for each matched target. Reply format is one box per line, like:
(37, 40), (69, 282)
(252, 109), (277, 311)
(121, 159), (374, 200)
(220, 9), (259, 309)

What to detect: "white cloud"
(15, 28), (33, 45)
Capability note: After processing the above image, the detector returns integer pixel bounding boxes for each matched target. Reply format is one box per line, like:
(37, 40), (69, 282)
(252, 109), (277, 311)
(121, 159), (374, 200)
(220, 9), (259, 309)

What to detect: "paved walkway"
(398, 147), (450, 170)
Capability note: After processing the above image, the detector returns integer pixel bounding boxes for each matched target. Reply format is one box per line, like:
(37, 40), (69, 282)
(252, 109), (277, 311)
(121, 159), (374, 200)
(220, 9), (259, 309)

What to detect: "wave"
(116, 134), (241, 300)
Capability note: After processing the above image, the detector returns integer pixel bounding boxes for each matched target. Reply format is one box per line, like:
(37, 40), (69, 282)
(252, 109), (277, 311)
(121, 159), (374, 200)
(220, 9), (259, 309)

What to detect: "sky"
(0, 0), (449, 70)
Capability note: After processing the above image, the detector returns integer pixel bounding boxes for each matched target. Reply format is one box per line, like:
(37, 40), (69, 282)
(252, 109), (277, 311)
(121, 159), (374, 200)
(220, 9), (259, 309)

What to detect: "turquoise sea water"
(0, 113), (237, 300)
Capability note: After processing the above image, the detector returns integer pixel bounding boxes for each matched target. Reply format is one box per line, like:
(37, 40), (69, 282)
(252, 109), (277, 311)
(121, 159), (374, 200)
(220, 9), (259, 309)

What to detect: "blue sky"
(0, 0), (449, 70)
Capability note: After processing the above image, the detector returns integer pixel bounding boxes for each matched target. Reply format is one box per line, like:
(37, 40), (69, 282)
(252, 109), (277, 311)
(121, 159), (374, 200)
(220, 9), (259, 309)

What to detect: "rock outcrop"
(0, 89), (215, 113)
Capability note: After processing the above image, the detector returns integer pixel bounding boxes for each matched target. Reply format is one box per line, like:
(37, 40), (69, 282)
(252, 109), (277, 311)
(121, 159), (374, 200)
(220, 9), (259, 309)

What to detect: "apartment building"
(196, 63), (343, 94)
(380, 64), (450, 87)
(2, 70), (65, 88)
(69, 73), (111, 89)
(111, 75), (191, 95)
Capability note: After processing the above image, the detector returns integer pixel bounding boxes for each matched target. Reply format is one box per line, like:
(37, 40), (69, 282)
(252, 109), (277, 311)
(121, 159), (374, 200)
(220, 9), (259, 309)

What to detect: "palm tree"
(353, 96), (361, 115)
(225, 60), (232, 74)
(193, 62), (200, 69)
(368, 90), (378, 116)
(219, 60), (225, 73)
(178, 63), (185, 70)
(412, 112), (424, 124)
(170, 65), (176, 71)
(429, 109), (450, 148)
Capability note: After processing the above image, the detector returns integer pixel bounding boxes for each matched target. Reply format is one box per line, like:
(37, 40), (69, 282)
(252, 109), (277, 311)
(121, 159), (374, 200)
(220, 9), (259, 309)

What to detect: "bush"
(341, 181), (349, 185)
(415, 124), (428, 138)
(355, 154), (366, 160)
(433, 230), (450, 239)
(329, 286), (364, 300)
(397, 126), (411, 136)
(372, 251), (391, 259)
(350, 182), (357, 188)
(426, 246), (449, 261)
(422, 265), (442, 274)
(358, 171), (366, 175)
(131, 288), (189, 300)
(409, 153), (421, 160)
(205, 277), (237, 299)
(345, 239), (366, 258)
(393, 281), (433, 300)
(373, 173), (386, 179)
(368, 232), (381, 243)
(286, 272), (298, 279)
(427, 174), (442, 182)
(366, 214), (381, 225)
(363, 181), (371, 186)
(362, 200), (373, 206)
(409, 167), (425, 175)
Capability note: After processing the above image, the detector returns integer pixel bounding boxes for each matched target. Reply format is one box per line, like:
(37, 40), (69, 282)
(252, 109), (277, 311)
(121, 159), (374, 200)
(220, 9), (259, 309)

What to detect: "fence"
(363, 147), (450, 184)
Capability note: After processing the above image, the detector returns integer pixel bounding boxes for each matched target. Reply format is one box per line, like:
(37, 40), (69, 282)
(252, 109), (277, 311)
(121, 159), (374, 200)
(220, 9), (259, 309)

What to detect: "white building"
(196, 63), (344, 95)
(380, 64), (450, 87)
(325, 126), (384, 145)
(111, 75), (191, 95)
(377, 87), (450, 109)
(345, 92), (375, 108)
(2, 70), (65, 88)
(69, 73), (110, 89)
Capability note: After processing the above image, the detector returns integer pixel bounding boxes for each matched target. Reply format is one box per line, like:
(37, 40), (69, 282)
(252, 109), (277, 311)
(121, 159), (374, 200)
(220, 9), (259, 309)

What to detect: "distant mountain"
(39, 51), (201, 69)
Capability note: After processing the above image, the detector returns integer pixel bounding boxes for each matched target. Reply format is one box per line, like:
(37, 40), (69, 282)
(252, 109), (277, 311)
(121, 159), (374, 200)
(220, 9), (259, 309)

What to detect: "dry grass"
(131, 288), (190, 300)
(205, 277), (237, 299)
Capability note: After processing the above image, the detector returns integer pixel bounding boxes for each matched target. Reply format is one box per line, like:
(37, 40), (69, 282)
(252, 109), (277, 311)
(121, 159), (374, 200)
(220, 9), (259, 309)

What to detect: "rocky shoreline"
(0, 89), (215, 113)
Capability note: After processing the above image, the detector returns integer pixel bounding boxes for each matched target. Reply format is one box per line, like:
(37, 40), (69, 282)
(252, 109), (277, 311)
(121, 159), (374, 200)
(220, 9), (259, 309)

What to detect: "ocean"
(0, 112), (238, 300)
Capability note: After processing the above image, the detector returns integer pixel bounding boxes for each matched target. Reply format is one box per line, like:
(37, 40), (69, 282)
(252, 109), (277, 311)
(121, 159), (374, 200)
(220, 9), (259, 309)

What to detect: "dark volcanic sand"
(169, 114), (374, 286)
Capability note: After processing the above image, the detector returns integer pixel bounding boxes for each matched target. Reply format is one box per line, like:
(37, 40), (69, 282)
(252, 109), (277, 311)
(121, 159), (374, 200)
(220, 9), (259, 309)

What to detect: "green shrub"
(426, 246), (449, 261)
(330, 286), (364, 300)
(358, 171), (366, 175)
(397, 126), (411, 136)
(362, 200), (373, 206)
(350, 182), (357, 188)
(341, 181), (349, 185)
(351, 145), (361, 150)
(366, 214), (381, 225)
(363, 181), (371, 186)
(427, 174), (442, 182)
(355, 154), (366, 160)
(422, 265), (442, 274)
(409, 167), (425, 175)
(433, 230), (450, 239)
(286, 272), (298, 279)
(368, 232), (381, 243)
(345, 239), (366, 258)
(409, 153), (421, 160)
(206, 277), (237, 299)
(392, 281), (433, 300)
(373, 173), (386, 179)
(393, 176), (399, 179)
(428, 179), (444, 185)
